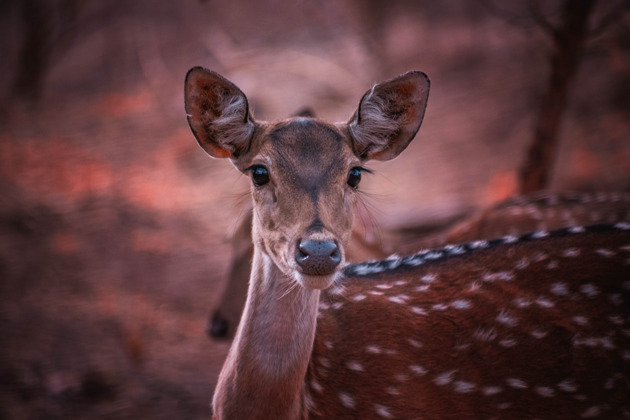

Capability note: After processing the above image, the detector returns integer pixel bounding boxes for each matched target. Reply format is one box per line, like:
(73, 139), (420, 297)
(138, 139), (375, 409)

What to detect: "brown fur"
(185, 69), (630, 419)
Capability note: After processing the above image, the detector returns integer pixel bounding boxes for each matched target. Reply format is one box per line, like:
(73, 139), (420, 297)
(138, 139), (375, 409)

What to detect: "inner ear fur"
(184, 67), (255, 159)
(348, 71), (430, 161)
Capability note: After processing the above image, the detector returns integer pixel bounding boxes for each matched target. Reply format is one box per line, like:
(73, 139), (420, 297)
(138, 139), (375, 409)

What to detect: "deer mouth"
(294, 271), (342, 291)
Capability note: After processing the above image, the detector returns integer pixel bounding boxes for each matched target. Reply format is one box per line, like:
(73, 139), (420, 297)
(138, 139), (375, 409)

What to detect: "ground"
(0, 1), (628, 418)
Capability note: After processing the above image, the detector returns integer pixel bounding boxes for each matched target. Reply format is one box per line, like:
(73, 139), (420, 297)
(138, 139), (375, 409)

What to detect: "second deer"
(185, 68), (630, 419)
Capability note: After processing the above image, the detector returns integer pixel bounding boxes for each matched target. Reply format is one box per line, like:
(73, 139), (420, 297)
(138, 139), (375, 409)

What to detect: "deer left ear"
(185, 67), (255, 159)
(348, 71), (430, 161)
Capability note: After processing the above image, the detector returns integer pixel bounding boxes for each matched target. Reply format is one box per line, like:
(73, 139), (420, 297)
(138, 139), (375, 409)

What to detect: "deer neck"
(212, 245), (320, 420)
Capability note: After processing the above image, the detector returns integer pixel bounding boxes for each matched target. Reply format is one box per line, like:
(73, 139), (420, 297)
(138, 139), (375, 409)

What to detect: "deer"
(207, 203), (392, 339)
(185, 67), (630, 419)
(208, 190), (630, 340)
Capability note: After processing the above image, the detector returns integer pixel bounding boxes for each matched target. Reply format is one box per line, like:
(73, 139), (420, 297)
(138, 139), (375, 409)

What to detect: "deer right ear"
(348, 71), (430, 161)
(184, 67), (255, 159)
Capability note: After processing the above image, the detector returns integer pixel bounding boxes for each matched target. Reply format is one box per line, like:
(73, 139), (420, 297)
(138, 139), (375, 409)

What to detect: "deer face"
(243, 118), (361, 289)
(185, 68), (430, 290)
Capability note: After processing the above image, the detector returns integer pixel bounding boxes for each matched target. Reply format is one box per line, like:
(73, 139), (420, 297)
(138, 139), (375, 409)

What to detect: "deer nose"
(295, 240), (341, 276)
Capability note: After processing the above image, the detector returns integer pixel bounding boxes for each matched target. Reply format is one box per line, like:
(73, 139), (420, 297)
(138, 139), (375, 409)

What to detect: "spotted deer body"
(209, 192), (630, 339)
(185, 68), (630, 419)
(318, 224), (630, 419)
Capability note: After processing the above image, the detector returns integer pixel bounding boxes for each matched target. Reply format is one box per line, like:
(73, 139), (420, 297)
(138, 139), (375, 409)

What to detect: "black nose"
(207, 311), (229, 339)
(295, 240), (341, 275)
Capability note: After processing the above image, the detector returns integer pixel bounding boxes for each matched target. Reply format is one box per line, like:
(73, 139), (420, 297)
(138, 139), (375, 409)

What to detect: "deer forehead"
(255, 118), (356, 188)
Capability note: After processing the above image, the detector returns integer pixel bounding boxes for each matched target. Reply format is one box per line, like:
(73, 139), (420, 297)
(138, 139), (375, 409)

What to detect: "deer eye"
(249, 165), (269, 187)
(347, 167), (362, 189)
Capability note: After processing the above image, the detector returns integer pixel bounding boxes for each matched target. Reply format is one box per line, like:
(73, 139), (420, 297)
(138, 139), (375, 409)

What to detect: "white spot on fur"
(310, 379), (323, 393)
(386, 256), (403, 269)
(473, 327), (497, 342)
(411, 306), (427, 315)
(596, 248), (614, 257)
(469, 281), (483, 292)
(409, 365), (427, 376)
(354, 264), (385, 275)
(374, 404), (393, 418)
(573, 335), (615, 349)
(546, 260), (559, 269)
(557, 378), (578, 393)
(513, 297), (532, 308)
(454, 381), (476, 393)
(515, 257), (530, 270)
(434, 370), (457, 386)
(535, 386), (555, 397)
(502, 235), (518, 244)
(532, 251), (548, 262)
(562, 248), (580, 258)
(470, 240), (489, 249)
(421, 273), (437, 283)
(496, 310), (518, 327)
(451, 299), (472, 309)
(339, 392), (356, 409)
(499, 337), (518, 347)
(406, 256), (425, 266)
(506, 378), (528, 389)
(580, 283), (599, 298)
(346, 361), (364, 372)
(572, 316), (589, 326)
(550, 282), (569, 295)
(535, 297), (555, 308)
(445, 244), (466, 254)
(581, 406), (602, 418)
(408, 338), (423, 348)
(386, 387), (399, 396)
(366, 345), (382, 354)
(352, 294), (367, 301)
(415, 284), (430, 292)
(388, 295), (407, 304)
(615, 222), (630, 230)
(483, 271), (514, 282)
(424, 251), (443, 260)
(531, 328), (548, 339)
(482, 386), (503, 396)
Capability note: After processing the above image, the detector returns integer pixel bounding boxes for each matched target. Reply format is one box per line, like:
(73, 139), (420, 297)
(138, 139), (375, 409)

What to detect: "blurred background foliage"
(0, 0), (628, 418)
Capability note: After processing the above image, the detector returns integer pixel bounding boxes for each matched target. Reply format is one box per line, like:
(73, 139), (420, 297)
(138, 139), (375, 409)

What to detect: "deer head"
(185, 68), (429, 290)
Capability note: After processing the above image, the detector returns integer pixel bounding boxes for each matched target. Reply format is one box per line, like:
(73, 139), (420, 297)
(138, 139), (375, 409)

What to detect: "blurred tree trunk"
(519, 0), (596, 194)
(12, 0), (79, 102)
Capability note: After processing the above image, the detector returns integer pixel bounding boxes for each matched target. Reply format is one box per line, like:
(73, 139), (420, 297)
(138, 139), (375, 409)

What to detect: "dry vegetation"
(0, 0), (628, 418)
